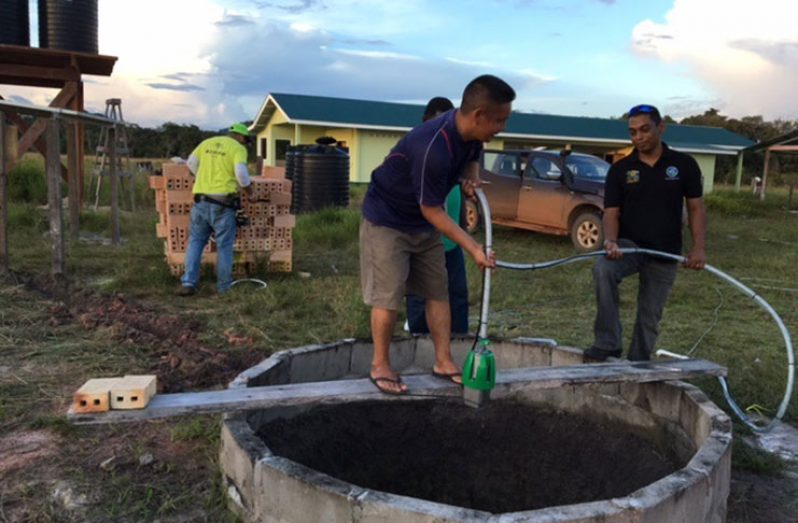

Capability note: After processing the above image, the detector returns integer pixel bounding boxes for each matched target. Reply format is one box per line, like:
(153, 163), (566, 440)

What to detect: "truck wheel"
(570, 212), (603, 252)
(464, 200), (480, 233)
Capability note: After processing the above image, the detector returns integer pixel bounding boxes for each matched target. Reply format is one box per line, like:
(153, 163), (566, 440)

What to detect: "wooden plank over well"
(67, 359), (726, 425)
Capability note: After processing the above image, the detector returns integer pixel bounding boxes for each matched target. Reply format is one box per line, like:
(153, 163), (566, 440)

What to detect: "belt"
(194, 194), (237, 207)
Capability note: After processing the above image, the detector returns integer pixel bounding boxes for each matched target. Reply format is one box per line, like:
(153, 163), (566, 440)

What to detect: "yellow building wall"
(267, 125), (293, 166)
(692, 153), (716, 194)
(485, 138), (504, 150)
(256, 122), (359, 169)
(291, 125), (326, 146)
(354, 130), (405, 183)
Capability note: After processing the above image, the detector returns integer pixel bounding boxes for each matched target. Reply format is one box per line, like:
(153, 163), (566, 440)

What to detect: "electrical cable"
(495, 248), (795, 433)
(686, 286), (724, 358)
(230, 278), (267, 289)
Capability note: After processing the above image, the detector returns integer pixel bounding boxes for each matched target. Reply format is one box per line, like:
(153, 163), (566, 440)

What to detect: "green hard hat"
(229, 122), (251, 137)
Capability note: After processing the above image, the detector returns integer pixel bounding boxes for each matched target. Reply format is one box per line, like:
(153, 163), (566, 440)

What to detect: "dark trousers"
(592, 240), (678, 361)
(406, 246), (469, 335)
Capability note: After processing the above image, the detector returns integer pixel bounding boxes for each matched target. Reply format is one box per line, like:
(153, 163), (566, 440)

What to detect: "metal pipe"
(0, 99), (116, 126)
(475, 188), (492, 341)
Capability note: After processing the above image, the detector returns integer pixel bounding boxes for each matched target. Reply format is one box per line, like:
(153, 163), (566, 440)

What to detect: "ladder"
(90, 98), (134, 211)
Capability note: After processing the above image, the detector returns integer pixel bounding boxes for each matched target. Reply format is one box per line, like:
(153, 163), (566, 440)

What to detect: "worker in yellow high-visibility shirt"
(178, 123), (254, 296)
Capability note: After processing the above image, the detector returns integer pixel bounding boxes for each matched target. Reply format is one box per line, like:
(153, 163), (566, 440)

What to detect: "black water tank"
(284, 146), (301, 182)
(38, 0), (98, 54)
(0, 0), (30, 46)
(291, 138), (349, 214)
(284, 146), (301, 214)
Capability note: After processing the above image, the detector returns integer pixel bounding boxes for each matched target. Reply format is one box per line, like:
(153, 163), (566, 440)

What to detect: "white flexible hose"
(495, 248), (794, 433)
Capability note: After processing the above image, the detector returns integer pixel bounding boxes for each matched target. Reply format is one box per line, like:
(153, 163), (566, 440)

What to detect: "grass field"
(0, 170), (796, 521)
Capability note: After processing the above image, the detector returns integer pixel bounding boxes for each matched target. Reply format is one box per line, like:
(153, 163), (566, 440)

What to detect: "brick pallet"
(149, 163), (295, 277)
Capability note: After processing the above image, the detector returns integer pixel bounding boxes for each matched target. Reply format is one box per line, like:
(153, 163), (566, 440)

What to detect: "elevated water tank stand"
(0, 44), (117, 226)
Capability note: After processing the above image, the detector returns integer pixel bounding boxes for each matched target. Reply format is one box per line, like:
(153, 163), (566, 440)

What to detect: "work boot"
(583, 346), (622, 362)
(176, 285), (196, 297)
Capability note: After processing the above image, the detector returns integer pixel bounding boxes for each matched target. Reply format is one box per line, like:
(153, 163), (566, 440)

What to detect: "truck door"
(517, 155), (568, 230)
(480, 151), (521, 221)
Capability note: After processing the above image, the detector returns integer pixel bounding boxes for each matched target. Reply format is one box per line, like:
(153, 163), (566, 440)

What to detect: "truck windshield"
(565, 156), (610, 181)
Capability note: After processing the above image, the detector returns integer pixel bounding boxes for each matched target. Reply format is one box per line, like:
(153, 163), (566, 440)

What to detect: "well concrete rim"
(221, 337), (732, 522)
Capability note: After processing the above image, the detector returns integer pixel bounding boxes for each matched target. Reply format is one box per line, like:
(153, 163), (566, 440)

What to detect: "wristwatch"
(603, 239), (617, 249)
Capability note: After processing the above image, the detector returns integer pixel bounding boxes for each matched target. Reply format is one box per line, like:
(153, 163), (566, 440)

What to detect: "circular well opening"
(257, 398), (684, 513)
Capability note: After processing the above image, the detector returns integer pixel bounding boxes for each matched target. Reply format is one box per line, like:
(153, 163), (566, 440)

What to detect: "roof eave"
(497, 132), (630, 145)
(287, 119), (412, 132)
(249, 93), (281, 134)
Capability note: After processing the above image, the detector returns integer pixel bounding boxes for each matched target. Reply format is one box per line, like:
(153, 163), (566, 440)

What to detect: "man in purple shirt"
(360, 75), (515, 395)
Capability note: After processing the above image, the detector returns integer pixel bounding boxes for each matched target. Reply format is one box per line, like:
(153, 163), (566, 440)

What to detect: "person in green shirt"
(178, 123), (254, 296)
(405, 97), (470, 335)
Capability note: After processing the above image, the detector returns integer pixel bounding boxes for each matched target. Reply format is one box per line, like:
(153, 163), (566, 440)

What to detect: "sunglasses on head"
(629, 104), (656, 115)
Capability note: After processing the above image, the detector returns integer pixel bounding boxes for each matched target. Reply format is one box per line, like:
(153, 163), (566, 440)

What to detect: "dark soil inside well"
(257, 399), (686, 513)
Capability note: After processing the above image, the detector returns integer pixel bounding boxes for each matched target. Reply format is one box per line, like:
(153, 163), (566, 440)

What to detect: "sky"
(6, 0), (798, 129)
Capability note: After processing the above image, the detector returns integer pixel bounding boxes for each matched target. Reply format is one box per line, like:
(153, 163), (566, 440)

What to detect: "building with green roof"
(250, 93), (754, 192)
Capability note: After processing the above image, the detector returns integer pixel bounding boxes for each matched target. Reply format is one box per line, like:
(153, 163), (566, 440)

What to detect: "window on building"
(275, 139), (291, 166)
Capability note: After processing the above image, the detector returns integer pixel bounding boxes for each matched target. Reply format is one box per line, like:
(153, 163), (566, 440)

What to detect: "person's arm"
(684, 197), (706, 269)
(460, 161), (482, 200)
(234, 162), (255, 200)
(601, 162), (623, 259)
(420, 204), (495, 270)
(186, 154), (199, 176)
(602, 207), (622, 259)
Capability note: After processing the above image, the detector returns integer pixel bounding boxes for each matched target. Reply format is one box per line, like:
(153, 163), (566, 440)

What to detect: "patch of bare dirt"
(728, 467), (798, 522)
(0, 430), (61, 480)
(0, 421), (224, 522)
(18, 272), (263, 392)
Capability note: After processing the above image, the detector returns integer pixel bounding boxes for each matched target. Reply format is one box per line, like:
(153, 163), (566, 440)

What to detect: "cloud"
(731, 39), (798, 69)
(202, 20), (553, 112)
(251, 0), (325, 13)
(160, 72), (206, 82)
(7, 94), (32, 105)
(215, 13), (257, 26)
(333, 49), (421, 61)
(630, 0), (798, 119)
(337, 38), (390, 46)
(146, 83), (206, 92)
(6, 0), (565, 129)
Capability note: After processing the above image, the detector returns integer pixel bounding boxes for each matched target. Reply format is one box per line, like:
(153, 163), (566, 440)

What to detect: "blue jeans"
(406, 246), (469, 335)
(592, 240), (678, 361)
(180, 200), (237, 293)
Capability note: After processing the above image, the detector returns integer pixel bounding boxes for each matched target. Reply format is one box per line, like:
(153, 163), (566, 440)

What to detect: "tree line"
(657, 109), (798, 185)
(83, 122), (225, 159)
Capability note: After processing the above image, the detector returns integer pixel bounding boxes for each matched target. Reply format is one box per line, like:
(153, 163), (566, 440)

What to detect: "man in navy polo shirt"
(360, 75), (515, 395)
(585, 104), (707, 362)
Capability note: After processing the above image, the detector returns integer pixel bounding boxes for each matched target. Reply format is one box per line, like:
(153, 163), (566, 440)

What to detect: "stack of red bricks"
(149, 163), (295, 277)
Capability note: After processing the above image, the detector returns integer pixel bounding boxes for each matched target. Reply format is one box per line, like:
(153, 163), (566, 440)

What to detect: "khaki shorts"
(360, 219), (448, 310)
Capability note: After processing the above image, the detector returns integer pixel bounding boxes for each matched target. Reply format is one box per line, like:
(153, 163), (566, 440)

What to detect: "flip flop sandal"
(369, 374), (407, 395)
(432, 370), (463, 385)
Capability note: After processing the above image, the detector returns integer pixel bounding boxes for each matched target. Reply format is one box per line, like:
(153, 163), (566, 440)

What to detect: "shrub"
(7, 203), (47, 230)
(8, 159), (47, 204)
(294, 207), (360, 248)
(704, 190), (766, 217)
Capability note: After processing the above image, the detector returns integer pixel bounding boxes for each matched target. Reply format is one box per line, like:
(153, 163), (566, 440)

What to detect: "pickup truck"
(467, 149), (610, 251)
